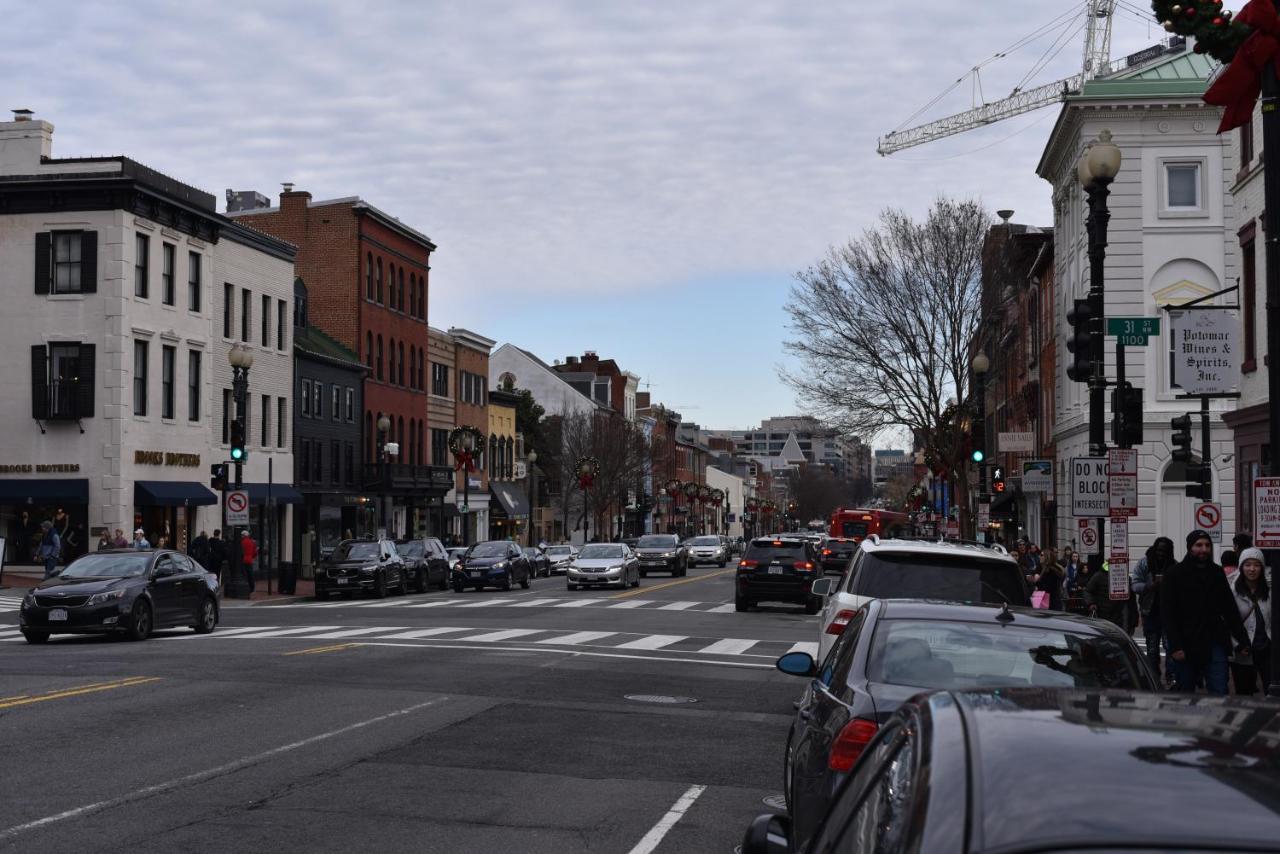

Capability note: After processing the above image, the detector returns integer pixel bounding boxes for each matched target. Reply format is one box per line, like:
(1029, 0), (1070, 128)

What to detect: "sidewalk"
(0, 566), (316, 604)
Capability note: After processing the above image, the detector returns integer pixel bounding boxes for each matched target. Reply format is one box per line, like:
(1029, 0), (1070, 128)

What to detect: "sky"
(5, 1), (1164, 442)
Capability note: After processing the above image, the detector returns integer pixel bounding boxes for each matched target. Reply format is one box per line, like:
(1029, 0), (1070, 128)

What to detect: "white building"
(706, 466), (745, 539)
(0, 112), (296, 568)
(1037, 43), (1237, 557)
(488, 344), (598, 418)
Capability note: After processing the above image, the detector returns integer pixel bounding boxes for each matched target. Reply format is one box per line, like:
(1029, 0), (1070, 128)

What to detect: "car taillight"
(793, 561), (815, 572)
(738, 559), (758, 569)
(828, 718), (879, 772)
(821, 548), (832, 556)
(825, 609), (856, 635)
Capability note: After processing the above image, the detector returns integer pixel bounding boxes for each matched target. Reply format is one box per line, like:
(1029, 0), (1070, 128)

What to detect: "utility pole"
(1262, 62), (1280, 697)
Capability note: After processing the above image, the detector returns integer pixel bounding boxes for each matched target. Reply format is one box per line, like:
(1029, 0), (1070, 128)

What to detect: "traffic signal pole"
(1084, 174), (1113, 582)
(1265, 62), (1280, 698)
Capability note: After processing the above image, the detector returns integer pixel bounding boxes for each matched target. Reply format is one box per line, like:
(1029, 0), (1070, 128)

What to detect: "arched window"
(366, 253), (373, 301)
(398, 341), (405, 386)
(498, 372), (517, 391)
(489, 435), (498, 479)
(365, 332), (373, 367)
(505, 437), (514, 479)
(365, 411), (374, 462)
(417, 424), (424, 466)
(388, 264), (396, 308)
(417, 280), (425, 319)
(388, 338), (396, 384)
(398, 268), (405, 312)
(407, 420), (415, 465)
(376, 335), (384, 381)
(376, 258), (383, 304)
(408, 346), (415, 389)
(397, 416), (404, 454)
(408, 274), (416, 317)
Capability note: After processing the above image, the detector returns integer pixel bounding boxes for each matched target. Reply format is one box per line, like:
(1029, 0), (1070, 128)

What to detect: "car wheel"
(414, 569), (427, 594)
(735, 593), (751, 612)
(22, 630), (49, 644)
(520, 570), (530, 590)
(804, 596), (821, 615)
(437, 572), (448, 591)
(501, 575), (513, 592)
(452, 582), (465, 593)
(374, 571), (388, 598)
(783, 732), (796, 810)
(193, 596), (218, 634)
(567, 583), (577, 591)
(126, 601), (153, 641)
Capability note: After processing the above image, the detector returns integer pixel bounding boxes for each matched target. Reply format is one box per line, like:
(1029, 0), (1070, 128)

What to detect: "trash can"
(278, 560), (297, 595)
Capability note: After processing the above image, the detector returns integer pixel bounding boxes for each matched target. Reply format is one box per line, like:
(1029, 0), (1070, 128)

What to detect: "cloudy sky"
(6, 1), (1162, 441)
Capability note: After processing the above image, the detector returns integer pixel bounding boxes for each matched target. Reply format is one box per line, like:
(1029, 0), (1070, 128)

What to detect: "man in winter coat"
(188, 531), (211, 572)
(207, 530), (227, 581)
(1129, 536), (1175, 683)
(1161, 529), (1250, 695)
(36, 521), (61, 579)
(240, 530), (258, 594)
(1084, 559), (1126, 627)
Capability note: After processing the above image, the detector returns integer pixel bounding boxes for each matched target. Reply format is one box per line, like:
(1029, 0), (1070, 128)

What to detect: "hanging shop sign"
(1168, 309), (1240, 395)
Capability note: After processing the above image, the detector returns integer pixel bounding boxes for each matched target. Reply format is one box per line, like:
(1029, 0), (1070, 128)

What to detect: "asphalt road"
(0, 563), (819, 853)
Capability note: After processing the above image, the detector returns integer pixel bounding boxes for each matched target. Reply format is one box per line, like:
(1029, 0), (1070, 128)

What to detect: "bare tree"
(542, 411), (651, 541)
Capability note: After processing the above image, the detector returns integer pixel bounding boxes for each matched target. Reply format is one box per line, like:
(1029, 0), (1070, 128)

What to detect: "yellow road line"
(0, 676), (161, 710)
(611, 567), (736, 599)
(282, 642), (360, 657)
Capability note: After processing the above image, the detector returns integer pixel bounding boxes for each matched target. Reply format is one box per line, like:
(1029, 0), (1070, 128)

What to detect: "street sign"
(1110, 516), (1129, 558)
(998, 431), (1034, 453)
(1255, 477), (1280, 548)
(1168, 309), (1240, 395)
(1107, 449), (1138, 518)
(1193, 502), (1223, 543)
(944, 520), (959, 539)
(1107, 317), (1160, 336)
(1022, 459), (1052, 492)
(1071, 457), (1109, 517)
(1109, 557), (1130, 601)
(976, 502), (990, 530)
(225, 490), (250, 526)
(1078, 519), (1100, 555)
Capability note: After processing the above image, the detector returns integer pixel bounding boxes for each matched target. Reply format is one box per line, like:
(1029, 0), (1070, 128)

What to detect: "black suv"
(735, 535), (821, 613)
(395, 537), (450, 592)
(452, 540), (532, 592)
(634, 533), (687, 576)
(315, 539), (407, 599)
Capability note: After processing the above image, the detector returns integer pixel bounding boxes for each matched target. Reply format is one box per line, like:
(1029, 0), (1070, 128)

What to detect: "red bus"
(828, 508), (910, 542)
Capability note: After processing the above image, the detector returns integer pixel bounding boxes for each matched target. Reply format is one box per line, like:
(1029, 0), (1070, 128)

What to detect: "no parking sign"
(1078, 519), (1100, 556)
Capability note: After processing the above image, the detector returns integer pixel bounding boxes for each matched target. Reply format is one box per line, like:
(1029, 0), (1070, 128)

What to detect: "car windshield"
(852, 552), (1028, 605)
(636, 536), (677, 548)
(579, 545), (624, 559)
(398, 542), (424, 557)
(866, 619), (1150, 691)
(690, 536), (720, 546)
(331, 542), (380, 561)
(468, 543), (508, 558)
(58, 553), (151, 579)
(546, 546), (573, 556)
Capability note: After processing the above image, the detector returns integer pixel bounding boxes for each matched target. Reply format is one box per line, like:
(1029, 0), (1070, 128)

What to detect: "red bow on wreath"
(1204, 0), (1280, 133)
(579, 473), (595, 489)
(454, 451), (473, 472)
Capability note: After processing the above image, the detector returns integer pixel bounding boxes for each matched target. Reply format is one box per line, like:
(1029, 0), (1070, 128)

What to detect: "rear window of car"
(840, 521), (869, 538)
(866, 619), (1150, 690)
(851, 552), (1028, 605)
(546, 546), (573, 556)
(744, 540), (809, 563)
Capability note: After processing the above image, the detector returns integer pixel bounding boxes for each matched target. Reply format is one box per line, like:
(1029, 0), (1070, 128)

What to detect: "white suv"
(811, 536), (1027, 662)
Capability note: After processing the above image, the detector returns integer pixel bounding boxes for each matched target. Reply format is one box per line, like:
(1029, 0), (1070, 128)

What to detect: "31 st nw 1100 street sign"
(1071, 457), (1109, 518)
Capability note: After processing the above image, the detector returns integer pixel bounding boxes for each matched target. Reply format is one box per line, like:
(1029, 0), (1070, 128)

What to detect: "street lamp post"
(526, 448), (538, 547)
(225, 344), (254, 598)
(1078, 130), (1122, 581)
(376, 414), (391, 536)
(450, 427), (480, 547)
(972, 352), (989, 542)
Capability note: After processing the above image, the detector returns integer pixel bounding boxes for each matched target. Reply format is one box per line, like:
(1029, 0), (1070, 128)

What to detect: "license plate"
(768, 567), (783, 575)
(49, 608), (68, 621)
(337, 578), (349, 585)
(471, 571), (483, 578)
(643, 560), (662, 565)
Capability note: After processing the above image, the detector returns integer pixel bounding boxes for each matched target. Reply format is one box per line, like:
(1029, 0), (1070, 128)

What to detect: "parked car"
(445, 547), (468, 570)
(522, 546), (551, 578)
(743, 688), (1280, 854)
(736, 535), (822, 613)
(315, 538), (407, 599)
(19, 549), (220, 643)
(395, 537), (450, 592)
(773, 598), (1155, 850)
(452, 540), (531, 592)
(686, 534), (729, 567)
(566, 543), (640, 590)
(543, 544), (578, 575)
(811, 535), (1029, 662)
(817, 537), (857, 575)
(634, 534), (686, 577)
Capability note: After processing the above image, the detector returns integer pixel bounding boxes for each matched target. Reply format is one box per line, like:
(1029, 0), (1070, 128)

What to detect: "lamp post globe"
(1086, 129), (1122, 182)
(377, 414), (390, 434)
(527, 449), (537, 464)
(971, 352), (989, 376)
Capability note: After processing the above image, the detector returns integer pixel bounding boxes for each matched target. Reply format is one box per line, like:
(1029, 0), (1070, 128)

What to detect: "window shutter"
(76, 344), (96, 418)
(31, 345), (48, 418)
(80, 231), (98, 293)
(34, 233), (50, 295)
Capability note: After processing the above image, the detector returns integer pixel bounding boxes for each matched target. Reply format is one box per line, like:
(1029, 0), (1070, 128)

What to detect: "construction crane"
(877, 0), (1117, 155)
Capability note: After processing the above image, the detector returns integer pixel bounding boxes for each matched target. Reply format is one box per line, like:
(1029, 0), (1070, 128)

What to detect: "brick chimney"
(280, 183), (312, 216)
(0, 109), (53, 175)
(580, 351), (599, 369)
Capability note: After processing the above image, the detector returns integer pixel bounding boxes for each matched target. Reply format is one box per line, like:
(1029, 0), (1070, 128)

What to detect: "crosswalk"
(0, 623), (820, 660)
(0, 596), (24, 614)
(271, 596), (740, 614)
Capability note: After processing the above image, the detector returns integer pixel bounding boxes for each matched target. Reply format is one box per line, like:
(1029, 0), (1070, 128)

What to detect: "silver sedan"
(566, 543), (640, 590)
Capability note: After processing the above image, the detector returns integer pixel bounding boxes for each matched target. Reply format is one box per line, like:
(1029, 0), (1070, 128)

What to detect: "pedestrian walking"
(1161, 530), (1250, 695)
(1035, 547), (1065, 610)
(1227, 547), (1272, 696)
(112, 528), (129, 549)
(1062, 549), (1081, 598)
(240, 529), (258, 594)
(1234, 532), (1254, 555)
(132, 528), (151, 549)
(189, 530), (210, 571)
(1085, 558), (1126, 627)
(1130, 536), (1175, 684)
(1221, 550), (1239, 578)
(36, 520), (61, 579)
(208, 529), (227, 580)
(96, 530), (113, 551)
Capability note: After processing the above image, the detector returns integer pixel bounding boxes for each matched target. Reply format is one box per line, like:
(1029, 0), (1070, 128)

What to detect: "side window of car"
(154, 554), (175, 576)
(844, 552), (865, 593)
(174, 554), (197, 574)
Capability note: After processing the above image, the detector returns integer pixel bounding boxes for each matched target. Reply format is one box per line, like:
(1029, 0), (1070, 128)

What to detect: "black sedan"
(744, 689), (1280, 854)
(18, 549), (220, 643)
(522, 546), (551, 578)
(314, 539), (407, 599)
(775, 599), (1156, 851)
(396, 537), (450, 592)
(451, 540), (531, 592)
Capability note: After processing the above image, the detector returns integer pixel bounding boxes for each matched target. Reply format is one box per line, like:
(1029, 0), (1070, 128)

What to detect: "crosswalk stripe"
(456, 599), (517, 608)
(606, 600), (653, 609)
(228, 626), (332, 639)
(657, 601), (698, 611)
(786, 642), (819, 657)
(403, 600), (456, 608)
(511, 598), (564, 608)
(613, 634), (686, 650)
(453, 629), (543, 643)
(376, 627), (471, 639)
(535, 631), (615, 646)
(706, 604), (736, 614)
(0, 627), (24, 637)
(302, 627), (413, 639)
(697, 638), (759, 655)
(171, 625), (279, 640)
(354, 600), (409, 608)
(552, 600), (597, 608)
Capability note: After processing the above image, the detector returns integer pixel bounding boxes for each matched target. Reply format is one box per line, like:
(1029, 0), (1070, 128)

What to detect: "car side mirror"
(740, 813), (791, 854)
(811, 577), (834, 597)
(775, 651), (817, 678)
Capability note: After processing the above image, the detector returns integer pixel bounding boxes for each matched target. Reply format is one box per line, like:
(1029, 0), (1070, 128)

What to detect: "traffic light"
(1111, 384), (1144, 448)
(971, 419), (986, 463)
(991, 466), (1006, 494)
(210, 463), (227, 491)
(1065, 298), (1094, 383)
(1185, 461), (1211, 500)
(1170, 414), (1193, 464)
(229, 419), (247, 462)
(971, 448), (985, 463)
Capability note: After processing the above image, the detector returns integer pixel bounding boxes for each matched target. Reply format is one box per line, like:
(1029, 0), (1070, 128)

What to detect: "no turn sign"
(226, 490), (250, 525)
(1193, 502), (1222, 544)
(1078, 519), (1100, 556)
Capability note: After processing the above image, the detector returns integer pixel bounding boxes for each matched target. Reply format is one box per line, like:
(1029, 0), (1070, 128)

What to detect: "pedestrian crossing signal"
(229, 420), (246, 462)
(210, 463), (227, 491)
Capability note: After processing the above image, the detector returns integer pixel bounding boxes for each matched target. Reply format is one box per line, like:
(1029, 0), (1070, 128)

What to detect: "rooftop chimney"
(565, 356), (579, 365)
(0, 110), (54, 175)
(12, 109), (33, 122)
(282, 182), (294, 193)
(997, 209), (1014, 224)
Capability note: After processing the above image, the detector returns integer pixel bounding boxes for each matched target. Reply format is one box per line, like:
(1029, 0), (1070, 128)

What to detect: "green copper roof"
(295, 325), (363, 369)
(1075, 48), (1217, 99)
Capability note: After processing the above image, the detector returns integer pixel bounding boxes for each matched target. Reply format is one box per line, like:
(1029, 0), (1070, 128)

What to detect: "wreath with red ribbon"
(576, 456), (601, 490)
(448, 425), (485, 472)
(664, 479), (683, 496)
(746, 499), (759, 513)
(682, 482), (699, 498)
(710, 488), (724, 507)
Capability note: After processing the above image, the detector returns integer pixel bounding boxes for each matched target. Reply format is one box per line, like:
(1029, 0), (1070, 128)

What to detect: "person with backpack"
(1227, 548), (1272, 695)
(1130, 536), (1175, 684)
(189, 530), (211, 572)
(1161, 530), (1250, 695)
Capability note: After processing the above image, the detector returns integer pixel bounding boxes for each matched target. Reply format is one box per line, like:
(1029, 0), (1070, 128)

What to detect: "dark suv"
(736, 536), (822, 613)
(634, 534), (687, 577)
(315, 539), (407, 599)
(452, 540), (532, 592)
(395, 537), (450, 592)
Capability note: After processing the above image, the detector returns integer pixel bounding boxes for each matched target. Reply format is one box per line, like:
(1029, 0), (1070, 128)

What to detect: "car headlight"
(360, 565), (379, 574)
(493, 561), (507, 570)
(87, 589), (126, 606)
(661, 552), (676, 558)
(22, 591), (37, 608)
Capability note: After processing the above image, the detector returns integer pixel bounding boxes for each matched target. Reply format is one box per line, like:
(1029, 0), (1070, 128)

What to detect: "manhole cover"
(624, 694), (698, 705)
(762, 794), (787, 810)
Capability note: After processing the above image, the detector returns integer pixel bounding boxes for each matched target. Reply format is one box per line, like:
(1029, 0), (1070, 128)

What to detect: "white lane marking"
(453, 629), (542, 643)
(535, 631), (615, 646)
(614, 635), (686, 651)
(0, 697), (450, 843)
(225, 626), (334, 639)
(354, 600), (409, 608)
(375, 627), (470, 639)
(626, 784), (707, 854)
(705, 604), (736, 614)
(456, 599), (517, 608)
(306, 599), (379, 609)
(170, 625), (283, 640)
(786, 642), (820, 657)
(607, 599), (653, 609)
(402, 600), (455, 608)
(302, 627), (413, 639)
(0, 627), (25, 637)
(657, 601), (698, 611)
(511, 598), (564, 608)
(358, 641), (773, 669)
(697, 638), (758, 655)
(552, 599), (599, 608)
